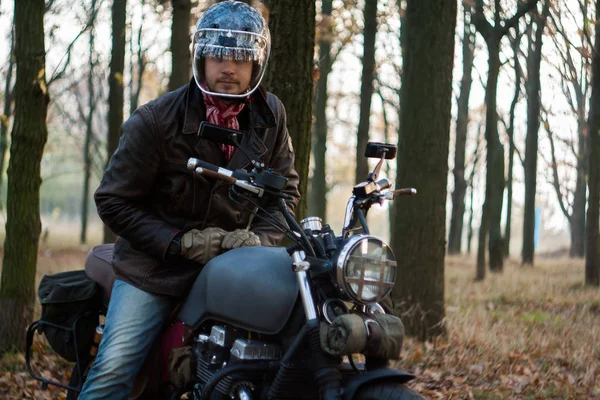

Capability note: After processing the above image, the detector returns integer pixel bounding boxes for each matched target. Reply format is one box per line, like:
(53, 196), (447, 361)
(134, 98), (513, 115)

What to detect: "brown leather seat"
(85, 243), (116, 304)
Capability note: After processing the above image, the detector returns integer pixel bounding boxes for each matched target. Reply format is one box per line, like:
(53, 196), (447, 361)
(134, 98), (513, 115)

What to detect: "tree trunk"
(129, 0), (146, 113)
(308, 0), (332, 220)
(263, 0), (315, 221)
(168, 0), (191, 91)
(476, 203), (487, 280)
(355, 0), (378, 183)
(473, 0), (538, 275)
(466, 127), (481, 255)
(448, 4), (474, 255)
(504, 27), (522, 258)
(0, 0), (49, 352)
(104, 0), (127, 243)
(391, 0), (456, 340)
(585, 0), (600, 286)
(571, 117), (587, 257)
(81, 0), (97, 245)
(0, 14), (14, 196)
(522, 2), (548, 266)
(466, 183), (475, 254)
(483, 38), (505, 272)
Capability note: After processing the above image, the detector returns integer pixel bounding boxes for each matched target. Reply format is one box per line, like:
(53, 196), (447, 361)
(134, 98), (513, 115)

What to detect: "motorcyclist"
(79, 2), (300, 398)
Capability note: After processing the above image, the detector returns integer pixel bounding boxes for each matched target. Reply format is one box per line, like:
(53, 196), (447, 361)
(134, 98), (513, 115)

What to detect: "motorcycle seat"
(85, 243), (116, 304)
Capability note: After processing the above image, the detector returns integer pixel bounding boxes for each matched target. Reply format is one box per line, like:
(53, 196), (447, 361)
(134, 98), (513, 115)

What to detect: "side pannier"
(37, 270), (101, 362)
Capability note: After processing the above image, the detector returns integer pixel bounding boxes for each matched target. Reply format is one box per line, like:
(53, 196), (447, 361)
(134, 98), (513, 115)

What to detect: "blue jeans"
(79, 279), (175, 400)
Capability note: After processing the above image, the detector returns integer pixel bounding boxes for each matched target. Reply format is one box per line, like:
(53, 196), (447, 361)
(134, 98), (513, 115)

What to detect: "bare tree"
(81, 0), (99, 245)
(448, 2), (475, 255)
(501, 25), (525, 258)
(585, 0), (600, 286)
(522, 0), (550, 266)
(545, 0), (592, 258)
(309, 0), (333, 219)
(104, 0), (128, 243)
(168, 0), (192, 91)
(0, 11), (15, 198)
(355, 0), (378, 183)
(391, 0), (457, 340)
(0, 0), (49, 352)
(263, 0), (315, 220)
(130, 0), (148, 112)
(473, 0), (538, 274)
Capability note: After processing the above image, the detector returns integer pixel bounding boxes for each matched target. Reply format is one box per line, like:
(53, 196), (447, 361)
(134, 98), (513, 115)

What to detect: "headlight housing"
(336, 235), (397, 305)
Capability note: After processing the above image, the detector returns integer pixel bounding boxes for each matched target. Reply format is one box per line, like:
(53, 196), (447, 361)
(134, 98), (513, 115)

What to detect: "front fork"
(290, 251), (342, 400)
(291, 251), (318, 320)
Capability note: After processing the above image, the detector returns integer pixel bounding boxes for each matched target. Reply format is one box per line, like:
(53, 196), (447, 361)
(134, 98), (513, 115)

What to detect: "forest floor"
(0, 249), (599, 399)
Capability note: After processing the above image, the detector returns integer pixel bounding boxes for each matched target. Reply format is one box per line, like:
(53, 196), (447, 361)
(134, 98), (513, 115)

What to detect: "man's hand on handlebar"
(180, 227), (227, 264)
(221, 229), (261, 250)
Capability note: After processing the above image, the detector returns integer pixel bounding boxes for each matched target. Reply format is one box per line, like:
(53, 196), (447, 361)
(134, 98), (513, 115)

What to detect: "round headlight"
(336, 235), (397, 304)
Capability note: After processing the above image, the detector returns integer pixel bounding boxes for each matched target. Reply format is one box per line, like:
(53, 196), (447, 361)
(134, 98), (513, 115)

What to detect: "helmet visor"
(192, 28), (270, 98)
(194, 28), (269, 64)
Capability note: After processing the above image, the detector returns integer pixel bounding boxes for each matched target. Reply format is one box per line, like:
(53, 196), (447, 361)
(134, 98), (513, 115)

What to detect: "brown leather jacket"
(94, 81), (300, 297)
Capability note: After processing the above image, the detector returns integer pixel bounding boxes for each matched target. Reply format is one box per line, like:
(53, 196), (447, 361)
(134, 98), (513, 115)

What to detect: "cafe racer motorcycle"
(25, 124), (424, 400)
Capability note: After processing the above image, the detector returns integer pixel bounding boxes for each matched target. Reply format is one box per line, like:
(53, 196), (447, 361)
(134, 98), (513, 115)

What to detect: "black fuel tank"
(177, 246), (299, 335)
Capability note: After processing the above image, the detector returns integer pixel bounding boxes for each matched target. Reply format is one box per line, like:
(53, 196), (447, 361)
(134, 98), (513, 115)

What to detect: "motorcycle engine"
(193, 325), (283, 397)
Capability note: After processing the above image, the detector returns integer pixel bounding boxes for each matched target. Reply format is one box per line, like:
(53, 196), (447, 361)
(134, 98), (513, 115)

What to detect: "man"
(79, 2), (300, 398)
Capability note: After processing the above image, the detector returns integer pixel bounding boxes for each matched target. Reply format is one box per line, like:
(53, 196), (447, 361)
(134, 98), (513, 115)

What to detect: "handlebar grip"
(188, 158), (224, 174)
(392, 188), (417, 197)
(195, 167), (236, 185)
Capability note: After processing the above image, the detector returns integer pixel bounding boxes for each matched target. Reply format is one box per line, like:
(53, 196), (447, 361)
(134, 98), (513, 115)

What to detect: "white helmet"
(192, 1), (271, 99)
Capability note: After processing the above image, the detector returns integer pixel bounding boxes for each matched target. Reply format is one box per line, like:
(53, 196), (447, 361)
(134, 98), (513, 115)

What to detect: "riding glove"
(180, 227), (227, 264)
(221, 229), (261, 250)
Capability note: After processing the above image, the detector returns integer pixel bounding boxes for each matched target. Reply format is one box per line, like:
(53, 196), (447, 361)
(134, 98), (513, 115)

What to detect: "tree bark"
(308, 0), (333, 220)
(483, 38), (505, 272)
(263, 0), (315, 221)
(448, 3), (474, 255)
(391, 0), (456, 340)
(522, 1), (549, 266)
(104, 0), (127, 243)
(81, 0), (97, 245)
(355, 0), (378, 183)
(585, 0), (600, 286)
(571, 117), (587, 258)
(0, 13), (14, 196)
(168, 0), (191, 91)
(0, 0), (49, 352)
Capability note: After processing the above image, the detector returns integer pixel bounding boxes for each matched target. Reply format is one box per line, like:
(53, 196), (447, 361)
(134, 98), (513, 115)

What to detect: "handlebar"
(187, 158), (265, 196)
(392, 188), (417, 197)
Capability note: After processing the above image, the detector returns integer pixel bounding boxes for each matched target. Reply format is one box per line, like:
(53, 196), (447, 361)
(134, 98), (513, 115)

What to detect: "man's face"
(204, 57), (253, 95)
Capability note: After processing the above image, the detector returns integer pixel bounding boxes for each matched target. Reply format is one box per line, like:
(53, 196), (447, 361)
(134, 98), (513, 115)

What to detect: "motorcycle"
(25, 123), (423, 399)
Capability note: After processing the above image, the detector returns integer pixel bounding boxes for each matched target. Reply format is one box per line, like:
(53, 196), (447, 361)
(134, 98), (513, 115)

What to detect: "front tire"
(353, 382), (426, 400)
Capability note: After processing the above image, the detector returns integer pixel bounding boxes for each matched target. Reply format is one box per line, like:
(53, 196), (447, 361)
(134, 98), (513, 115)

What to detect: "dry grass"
(1, 237), (599, 399)
(398, 255), (600, 399)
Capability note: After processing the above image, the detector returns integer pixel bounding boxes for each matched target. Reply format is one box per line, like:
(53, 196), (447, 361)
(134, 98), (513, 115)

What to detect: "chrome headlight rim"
(336, 234), (396, 305)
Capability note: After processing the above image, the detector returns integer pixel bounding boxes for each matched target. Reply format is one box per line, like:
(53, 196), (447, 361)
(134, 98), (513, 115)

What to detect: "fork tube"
(292, 251), (318, 320)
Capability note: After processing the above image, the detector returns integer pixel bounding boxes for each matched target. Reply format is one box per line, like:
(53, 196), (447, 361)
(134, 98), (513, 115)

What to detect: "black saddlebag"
(37, 270), (101, 362)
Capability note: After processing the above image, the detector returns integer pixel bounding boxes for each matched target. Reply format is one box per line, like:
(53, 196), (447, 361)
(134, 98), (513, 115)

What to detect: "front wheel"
(353, 382), (426, 400)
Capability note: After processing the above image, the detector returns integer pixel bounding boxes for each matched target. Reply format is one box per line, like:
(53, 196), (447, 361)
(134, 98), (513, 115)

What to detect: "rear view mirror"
(364, 142), (397, 160)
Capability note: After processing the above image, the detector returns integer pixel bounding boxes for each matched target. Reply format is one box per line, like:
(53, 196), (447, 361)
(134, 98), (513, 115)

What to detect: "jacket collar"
(182, 80), (276, 135)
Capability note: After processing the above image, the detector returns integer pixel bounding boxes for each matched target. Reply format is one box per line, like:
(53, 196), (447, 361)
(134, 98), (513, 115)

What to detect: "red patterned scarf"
(200, 83), (246, 162)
